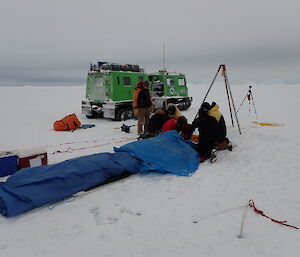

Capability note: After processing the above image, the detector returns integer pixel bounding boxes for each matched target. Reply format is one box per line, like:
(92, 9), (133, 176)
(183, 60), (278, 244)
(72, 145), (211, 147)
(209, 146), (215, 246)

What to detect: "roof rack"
(90, 61), (143, 73)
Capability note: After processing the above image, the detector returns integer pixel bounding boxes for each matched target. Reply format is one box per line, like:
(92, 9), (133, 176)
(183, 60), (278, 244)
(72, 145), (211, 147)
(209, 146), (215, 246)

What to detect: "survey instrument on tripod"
(237, 85), (258, 120)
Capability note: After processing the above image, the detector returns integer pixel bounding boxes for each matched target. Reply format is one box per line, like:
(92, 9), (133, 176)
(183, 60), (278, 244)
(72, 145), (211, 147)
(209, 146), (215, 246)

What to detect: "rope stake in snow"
(248, 199), (299, 230)
(237, 204), (250, 238)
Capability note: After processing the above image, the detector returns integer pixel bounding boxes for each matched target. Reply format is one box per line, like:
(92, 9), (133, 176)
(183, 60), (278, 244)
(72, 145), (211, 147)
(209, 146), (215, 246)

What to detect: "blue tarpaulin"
(0, 152), (139, 217)
(115, 130), (199, 176)
(0, 131), (199, 217)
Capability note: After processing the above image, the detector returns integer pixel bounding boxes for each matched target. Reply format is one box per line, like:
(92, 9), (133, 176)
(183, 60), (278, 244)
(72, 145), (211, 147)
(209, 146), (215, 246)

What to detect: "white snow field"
(0, 82), (299, 257)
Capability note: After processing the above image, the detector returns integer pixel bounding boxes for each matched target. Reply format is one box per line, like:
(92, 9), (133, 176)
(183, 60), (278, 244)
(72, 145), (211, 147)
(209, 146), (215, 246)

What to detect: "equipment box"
(0, 151), (18, 177)
(15, 148), (48, 169)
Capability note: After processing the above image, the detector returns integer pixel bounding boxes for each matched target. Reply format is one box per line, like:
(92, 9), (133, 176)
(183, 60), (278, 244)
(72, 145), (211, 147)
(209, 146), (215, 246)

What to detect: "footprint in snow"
(90, 207), (101, 225)
(120, 207), (142, 216)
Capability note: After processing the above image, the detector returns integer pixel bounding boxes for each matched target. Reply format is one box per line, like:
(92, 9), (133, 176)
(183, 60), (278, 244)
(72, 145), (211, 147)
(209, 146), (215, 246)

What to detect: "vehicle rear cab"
(82, 64), (148, 120)
(149, 71), (192, 110)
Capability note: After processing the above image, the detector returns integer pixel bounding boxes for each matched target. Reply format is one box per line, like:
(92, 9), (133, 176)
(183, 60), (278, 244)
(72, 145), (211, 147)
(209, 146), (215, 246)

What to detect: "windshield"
(90, 76), (106, 101)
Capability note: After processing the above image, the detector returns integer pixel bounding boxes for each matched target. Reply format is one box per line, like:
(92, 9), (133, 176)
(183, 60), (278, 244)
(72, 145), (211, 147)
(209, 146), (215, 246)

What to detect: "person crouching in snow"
(191, 102), (219, 163)
(191, 102), (233, 163)
(161, 116), (191, 140)
(147, 108), (170, 137)
(141, 104), (185, 139)
(133, 81), (153, 135)
(208, 102), (232, 151)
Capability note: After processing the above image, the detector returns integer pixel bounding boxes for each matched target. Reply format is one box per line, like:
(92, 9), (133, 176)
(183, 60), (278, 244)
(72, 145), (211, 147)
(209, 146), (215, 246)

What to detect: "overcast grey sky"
(0, 0), (299, 86)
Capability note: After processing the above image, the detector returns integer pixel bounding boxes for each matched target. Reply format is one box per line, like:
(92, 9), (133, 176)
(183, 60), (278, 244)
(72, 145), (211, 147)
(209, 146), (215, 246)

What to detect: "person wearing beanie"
(147, 108), (170, 137)
(191, 102), (219, 162)
(191, 102), (232, 162)
(133, 81), (153, 135)
(166, 103), (182, 118)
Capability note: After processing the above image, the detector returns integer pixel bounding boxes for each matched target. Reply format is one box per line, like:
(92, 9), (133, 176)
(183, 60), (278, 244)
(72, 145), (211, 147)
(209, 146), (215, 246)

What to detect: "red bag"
(53, 114), (81, 131)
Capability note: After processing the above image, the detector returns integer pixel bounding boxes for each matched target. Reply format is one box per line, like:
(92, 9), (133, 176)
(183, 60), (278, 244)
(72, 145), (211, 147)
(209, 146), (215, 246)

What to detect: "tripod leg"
(237, 94), (248, 113)
(250, 91), (259, 120)
(202, 65), (221, 103)
(224, 70), (242, 134)
(224, 76), (234, 127)
(248, 98), (251, 117)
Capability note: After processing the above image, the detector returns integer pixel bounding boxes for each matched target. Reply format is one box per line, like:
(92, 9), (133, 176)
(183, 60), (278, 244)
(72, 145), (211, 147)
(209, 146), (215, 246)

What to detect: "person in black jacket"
(147, 108), (169, 136)
(208, 102), (232, 151)
(191, 102), (219, 162)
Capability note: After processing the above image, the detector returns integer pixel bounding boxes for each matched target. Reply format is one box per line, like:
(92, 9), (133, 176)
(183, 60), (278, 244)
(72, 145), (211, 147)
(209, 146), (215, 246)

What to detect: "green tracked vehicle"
(81, 62), (192, 120)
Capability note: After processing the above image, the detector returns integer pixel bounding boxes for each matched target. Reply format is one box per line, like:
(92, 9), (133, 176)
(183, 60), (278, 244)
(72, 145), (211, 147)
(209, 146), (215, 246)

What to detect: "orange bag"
(53, 114), (81, 131)
(134, 108), (139, 116)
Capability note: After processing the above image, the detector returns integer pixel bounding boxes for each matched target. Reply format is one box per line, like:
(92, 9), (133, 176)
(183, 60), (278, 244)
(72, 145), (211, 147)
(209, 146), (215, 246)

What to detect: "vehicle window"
(95, 77), (104, 86)
(138, 76), (144, 81)
(123, 77), (131, 86)
(178, 78), (186, 86)
(166, 78), (175, 86)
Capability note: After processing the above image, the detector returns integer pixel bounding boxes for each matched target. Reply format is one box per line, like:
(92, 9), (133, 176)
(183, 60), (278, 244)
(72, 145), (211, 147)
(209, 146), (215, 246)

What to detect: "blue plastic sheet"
(115, 130), (199, 176)
(0, 131), (199, 217)
(0, 152), (139, 217)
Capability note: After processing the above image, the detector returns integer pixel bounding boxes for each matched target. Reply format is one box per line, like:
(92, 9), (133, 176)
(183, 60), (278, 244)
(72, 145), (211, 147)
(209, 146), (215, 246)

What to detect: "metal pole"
(202, 65), (222, 103)
(162, 41), (168, 109)
(192, 65), (222, 121)
(250, 90), (259, 120)
(223, 66), (242, 134)
(162, 41), (166, 72)
(248, 92), (251, 117)
(237, 205), (249, 238)
(222, 65), (234, 127)
(237, 94), (248, 113)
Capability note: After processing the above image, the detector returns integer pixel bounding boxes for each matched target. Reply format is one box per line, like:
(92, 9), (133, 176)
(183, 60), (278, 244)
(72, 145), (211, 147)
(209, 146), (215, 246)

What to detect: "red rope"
(248, 199), (299, 230)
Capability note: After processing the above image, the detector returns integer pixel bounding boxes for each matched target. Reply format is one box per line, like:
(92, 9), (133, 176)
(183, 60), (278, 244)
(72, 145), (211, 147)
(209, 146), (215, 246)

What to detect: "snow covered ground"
(0, 82), (299, 257)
